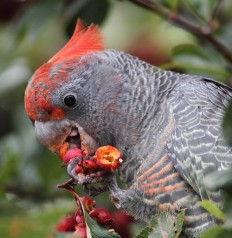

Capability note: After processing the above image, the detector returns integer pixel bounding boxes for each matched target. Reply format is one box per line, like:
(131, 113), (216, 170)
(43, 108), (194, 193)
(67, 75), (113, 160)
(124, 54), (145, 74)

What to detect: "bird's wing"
(167, 75), (232, 204)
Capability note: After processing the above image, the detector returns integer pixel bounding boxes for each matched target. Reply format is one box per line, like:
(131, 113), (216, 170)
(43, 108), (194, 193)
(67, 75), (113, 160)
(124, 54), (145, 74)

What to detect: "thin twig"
(58, 180), (85, 217)
(128, 0), (232, 65)
(57, 178), (75, 188)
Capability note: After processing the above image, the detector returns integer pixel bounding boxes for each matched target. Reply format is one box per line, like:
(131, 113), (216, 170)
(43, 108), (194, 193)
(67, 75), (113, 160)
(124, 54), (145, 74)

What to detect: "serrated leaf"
(199, 200), (225, 221)
(175, 210), (185, 237)
(78, 200), (119, 238)
(70, 194), (120, 238)
(85, 212), (120, 238)
(150, 214), (158, 227)
(141, 211), (185, 238)
(134, 225), (153, 238)
(135, 211), (184, 238)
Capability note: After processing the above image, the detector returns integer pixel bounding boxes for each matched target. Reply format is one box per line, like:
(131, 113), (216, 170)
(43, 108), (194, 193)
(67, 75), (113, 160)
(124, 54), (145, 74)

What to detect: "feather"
(49, 19), (104, 63)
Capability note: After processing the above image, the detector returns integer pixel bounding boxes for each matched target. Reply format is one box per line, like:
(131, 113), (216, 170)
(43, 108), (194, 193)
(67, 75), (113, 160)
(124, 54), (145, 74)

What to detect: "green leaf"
(200, 226), (232, 238)
(199, 200), (225, 221)
(175, 210), (185, 237)
(65, 0), (109, 37)
(135, 225), (153, 238)
(135, 211), (184, 238)
(149, 211), (184, 238)
(161, 0), (179, 10)
(173, 44), (208, 59)
(222, 99), (232, 146)
(15, 0), (62, 40)
(85, 212), (120, 238)
(204, 169), (232, 191)
(184, 0), (219, 21)
(166, 44), (229, 82)
(78, 198), (119, 238)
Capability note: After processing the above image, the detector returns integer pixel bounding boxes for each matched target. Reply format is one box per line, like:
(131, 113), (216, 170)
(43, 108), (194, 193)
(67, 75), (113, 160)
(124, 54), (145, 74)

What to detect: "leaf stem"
(57, 178), (84, 217)
(57, 178), (75, 188)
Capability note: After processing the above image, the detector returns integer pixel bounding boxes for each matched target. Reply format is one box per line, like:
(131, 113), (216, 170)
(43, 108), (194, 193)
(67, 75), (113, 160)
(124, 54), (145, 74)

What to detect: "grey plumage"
(75, 50), (232, 236)
(28, 48), (232, 237)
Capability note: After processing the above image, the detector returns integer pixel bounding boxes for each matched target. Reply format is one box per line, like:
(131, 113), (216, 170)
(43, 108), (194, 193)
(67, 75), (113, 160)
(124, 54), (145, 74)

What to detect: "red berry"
(112, 210), (133, 238)
(63, 148), (85, 165)
(75, 165), (84, 174)
(74, 227), (87, 238)
(80, 196), (95, 213)
(82, 160), (99, 174)
(55, 214), (76, 232)
(75, 214), (85, 228)
(112, 210), (133, 227)
(75, 215), (82, 224)
(89, 208), (111, 225)
(94, 146), (122, 172)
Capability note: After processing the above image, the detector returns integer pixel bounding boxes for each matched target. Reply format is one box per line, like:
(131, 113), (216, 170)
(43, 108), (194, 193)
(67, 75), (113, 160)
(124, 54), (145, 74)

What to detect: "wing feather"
(167, 76), (232, 204)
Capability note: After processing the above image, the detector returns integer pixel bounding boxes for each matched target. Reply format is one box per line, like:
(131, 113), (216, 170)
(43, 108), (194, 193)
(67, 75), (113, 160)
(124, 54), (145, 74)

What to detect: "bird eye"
(64, 94), (77, 107)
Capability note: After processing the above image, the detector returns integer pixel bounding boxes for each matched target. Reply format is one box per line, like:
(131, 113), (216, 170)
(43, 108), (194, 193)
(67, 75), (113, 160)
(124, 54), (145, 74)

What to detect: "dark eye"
(64, 94), (76, 107)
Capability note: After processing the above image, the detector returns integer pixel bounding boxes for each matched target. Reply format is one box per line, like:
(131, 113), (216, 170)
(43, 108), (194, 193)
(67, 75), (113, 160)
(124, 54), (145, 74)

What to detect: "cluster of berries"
(56, 144), (127, 237)
(55, 196), (132, 238)
(59, 143), (123, 173)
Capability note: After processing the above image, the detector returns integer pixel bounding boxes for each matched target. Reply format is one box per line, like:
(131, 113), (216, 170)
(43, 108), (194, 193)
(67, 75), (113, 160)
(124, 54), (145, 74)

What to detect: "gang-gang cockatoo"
(24, 20), (232, 237)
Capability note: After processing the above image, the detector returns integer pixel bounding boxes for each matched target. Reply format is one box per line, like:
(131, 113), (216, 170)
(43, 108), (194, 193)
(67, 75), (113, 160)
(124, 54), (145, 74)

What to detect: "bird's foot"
(67, 157), (125, 203)
(102, 173), (126, 209)
(67, 156), (111, 196)
(67, 156), (104, 182)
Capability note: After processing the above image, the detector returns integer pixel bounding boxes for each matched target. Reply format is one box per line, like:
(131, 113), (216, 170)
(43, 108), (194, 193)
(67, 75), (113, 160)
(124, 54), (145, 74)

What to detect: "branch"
(128, 0), (232, 65)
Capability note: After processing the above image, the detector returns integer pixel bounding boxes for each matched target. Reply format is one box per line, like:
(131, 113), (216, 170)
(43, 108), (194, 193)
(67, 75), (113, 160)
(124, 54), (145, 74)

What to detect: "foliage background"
(0, 0), (232, 237)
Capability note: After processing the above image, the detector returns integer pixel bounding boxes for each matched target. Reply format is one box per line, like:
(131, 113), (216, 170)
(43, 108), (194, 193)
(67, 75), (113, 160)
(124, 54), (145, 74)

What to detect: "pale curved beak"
(34, 119), (72, 154)
(34, 119), (99, 155)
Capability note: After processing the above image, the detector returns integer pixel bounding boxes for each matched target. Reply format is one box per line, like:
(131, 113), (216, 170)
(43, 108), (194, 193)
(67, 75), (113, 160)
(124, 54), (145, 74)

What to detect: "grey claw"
(70, 167), (79, 181)
(67, 157), (80, 176)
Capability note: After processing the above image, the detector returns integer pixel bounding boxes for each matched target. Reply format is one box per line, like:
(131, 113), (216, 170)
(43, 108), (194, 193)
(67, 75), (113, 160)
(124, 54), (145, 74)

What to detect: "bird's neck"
(101, 50), (179, 184)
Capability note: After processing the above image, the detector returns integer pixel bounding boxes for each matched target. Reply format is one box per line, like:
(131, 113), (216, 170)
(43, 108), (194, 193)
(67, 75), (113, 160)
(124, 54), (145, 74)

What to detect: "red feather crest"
(24, 20), (104, 121)
(49, 20), (104, 63)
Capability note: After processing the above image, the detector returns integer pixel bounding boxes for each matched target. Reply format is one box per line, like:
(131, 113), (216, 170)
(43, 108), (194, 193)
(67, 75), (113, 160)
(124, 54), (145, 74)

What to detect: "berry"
(80, 196), (95, 213)
(63, 148), (85, 165)
(94, 146), (122, 172)
(55, 214), (76, 232)
(73, 227), (87, 238)
(75, 214), (85, 228)
(75, 215), (83, 224)
(89, 208), (111, 225)
(75, 165), (84, 174)
(112, 210), (133, 238)
(82, 160), (99, 174)
(74, 160), (99, 175)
